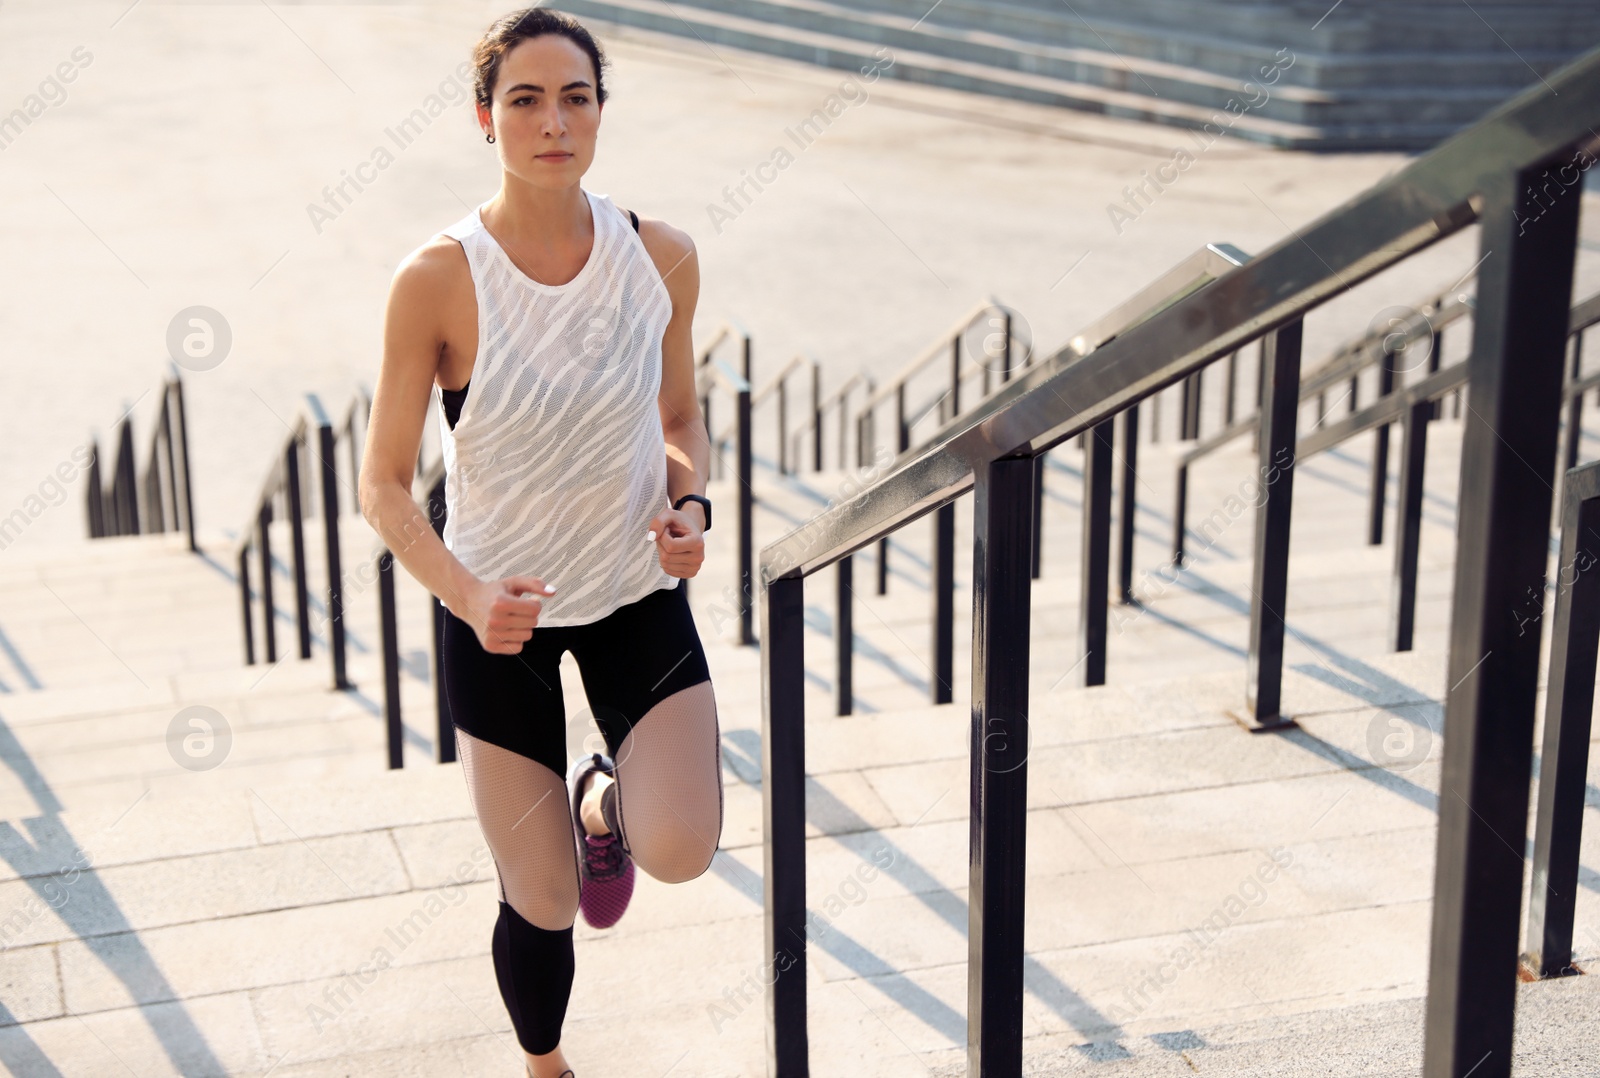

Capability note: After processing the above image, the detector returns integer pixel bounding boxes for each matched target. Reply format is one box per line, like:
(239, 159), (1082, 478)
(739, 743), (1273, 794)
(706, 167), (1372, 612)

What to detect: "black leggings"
(442, 579), (722, 1055)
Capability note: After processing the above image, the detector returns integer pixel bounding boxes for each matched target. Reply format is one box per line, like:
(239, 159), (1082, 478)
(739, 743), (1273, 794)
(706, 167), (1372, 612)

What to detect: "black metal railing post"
(967, 455), (1034, 1077)
(1224, 350), (1238, 426)
(760, 572), (808, 1076)
(1367, 343), (1397, 544)
(949, 335), (961, 417)
(115, 416), (139, 535)
(1118, 405), (1139, 603)
(257, 500), (277, 664)
(428, 474), (453, 763)
(1030, 456), (1044, 580)
(238, 546), (254, 664)
(811, 362), (823, 473)
(316, 416), (350, 690)
(172, 373), (197, 552)
(702, 390), (713, 476)
(85, 439), (103, 538)
(1180, 369), (1202, 440)
(1002, 310), (1014, 384)
(159, 388), (178, 532)
(284, 438), (312, 661)
(777, 374), (789, 476)
(1421, 163), (1581, 1078)
(1389, 396), (1430, 652)
(1172, 464), (1189, 567)
(836, 556), (853, 716)
(1079, 419), (1113, 686)
(932, 501), (955, 705)
(1244, 318), (1303, 730)
(738, 378), (755, 646)
(379, 550), (403, 770)
(1523, 459), (1600, 980)
(878, 385), (911, 596)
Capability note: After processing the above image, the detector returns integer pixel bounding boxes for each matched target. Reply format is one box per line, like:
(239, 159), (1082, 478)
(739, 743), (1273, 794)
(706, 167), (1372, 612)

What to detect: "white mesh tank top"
(435, 187), (677, 626)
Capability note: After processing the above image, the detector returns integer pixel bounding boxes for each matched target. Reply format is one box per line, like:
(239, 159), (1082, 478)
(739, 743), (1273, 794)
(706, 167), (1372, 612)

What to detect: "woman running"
(358, 9), (723, 1076)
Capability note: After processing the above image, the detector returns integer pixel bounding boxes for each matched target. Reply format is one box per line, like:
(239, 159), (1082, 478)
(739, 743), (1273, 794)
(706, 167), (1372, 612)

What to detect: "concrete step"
(558, 0), (1343, 149)
(0, 635), (1593, 1075)
(850, 0), (1595, 73)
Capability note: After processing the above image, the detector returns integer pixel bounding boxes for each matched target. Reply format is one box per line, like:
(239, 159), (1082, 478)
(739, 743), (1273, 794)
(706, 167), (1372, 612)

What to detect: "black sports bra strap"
(628, 209), (639, 233)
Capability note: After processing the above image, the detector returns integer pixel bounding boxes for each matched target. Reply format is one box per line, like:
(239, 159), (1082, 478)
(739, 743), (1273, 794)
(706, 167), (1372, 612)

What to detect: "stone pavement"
(0, 411), (1598, 1075)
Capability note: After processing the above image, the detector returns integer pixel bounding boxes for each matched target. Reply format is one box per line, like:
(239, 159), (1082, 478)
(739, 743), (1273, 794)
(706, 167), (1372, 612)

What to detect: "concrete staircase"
(0, 414), (1597, 1075)
(556, 0), (1599, 149)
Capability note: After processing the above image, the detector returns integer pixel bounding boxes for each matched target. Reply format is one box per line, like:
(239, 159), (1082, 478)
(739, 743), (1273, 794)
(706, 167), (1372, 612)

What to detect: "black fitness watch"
(674, 493), (712, 532)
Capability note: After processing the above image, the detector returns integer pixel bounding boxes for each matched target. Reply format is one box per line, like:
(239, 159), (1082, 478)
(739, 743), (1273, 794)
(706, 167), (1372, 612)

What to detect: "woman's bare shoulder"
(389, 234), (473, 306)
(626, 211), (697, 300)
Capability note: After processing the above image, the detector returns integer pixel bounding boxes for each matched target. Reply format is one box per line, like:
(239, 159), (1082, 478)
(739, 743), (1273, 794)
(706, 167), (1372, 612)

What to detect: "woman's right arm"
(357, 240), (550, 655)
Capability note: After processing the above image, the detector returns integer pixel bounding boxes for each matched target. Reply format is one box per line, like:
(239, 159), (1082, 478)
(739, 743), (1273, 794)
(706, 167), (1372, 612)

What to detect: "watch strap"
(673, 493), (712, 531)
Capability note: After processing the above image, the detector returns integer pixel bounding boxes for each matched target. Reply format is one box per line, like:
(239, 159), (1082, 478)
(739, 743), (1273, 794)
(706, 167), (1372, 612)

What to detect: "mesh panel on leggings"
(454, 726), (580, 931)
(611, 681), (723, 884)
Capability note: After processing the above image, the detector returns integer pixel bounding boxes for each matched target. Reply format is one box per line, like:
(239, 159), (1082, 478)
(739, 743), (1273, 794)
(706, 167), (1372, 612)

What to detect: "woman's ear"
(475, 102), (493, 136)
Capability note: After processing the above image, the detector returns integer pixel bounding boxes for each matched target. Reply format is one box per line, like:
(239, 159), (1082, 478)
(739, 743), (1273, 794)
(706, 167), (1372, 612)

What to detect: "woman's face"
(479, 34), (602, 190)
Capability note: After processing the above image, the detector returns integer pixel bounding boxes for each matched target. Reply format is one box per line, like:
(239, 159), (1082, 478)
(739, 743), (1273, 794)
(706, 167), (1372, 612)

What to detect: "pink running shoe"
(567, 752), (635, 929)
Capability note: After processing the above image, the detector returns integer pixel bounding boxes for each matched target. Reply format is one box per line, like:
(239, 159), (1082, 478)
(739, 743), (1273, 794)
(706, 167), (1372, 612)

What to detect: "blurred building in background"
(562, 0), (1600, 149)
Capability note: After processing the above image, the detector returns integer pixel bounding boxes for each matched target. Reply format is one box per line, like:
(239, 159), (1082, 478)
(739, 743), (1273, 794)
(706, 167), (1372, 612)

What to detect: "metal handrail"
(750, 353), (809, 409)
(730, 352), (810, 476)
(1170, 284), (1479, 561)
(85, 363), (197, 550)
(235, 390), (364, 692)
(694, 322), (756, 647)
(371, 449), (451, 769)
(857, 298), (1012, 414)
(757, 42), (1600, 1077)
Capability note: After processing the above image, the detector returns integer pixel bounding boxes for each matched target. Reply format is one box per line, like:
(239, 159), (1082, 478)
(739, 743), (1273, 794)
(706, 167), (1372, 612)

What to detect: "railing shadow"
(0, 716), (228, 1076)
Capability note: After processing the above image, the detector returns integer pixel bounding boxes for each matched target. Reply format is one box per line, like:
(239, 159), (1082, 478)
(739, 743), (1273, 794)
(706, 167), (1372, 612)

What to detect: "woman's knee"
(503, 872), (580, 930)
(630, 818), (720, 884)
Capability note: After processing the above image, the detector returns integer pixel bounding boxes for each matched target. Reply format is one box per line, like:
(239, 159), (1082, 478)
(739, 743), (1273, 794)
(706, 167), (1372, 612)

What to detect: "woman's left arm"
(640, 214), (708, 579)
